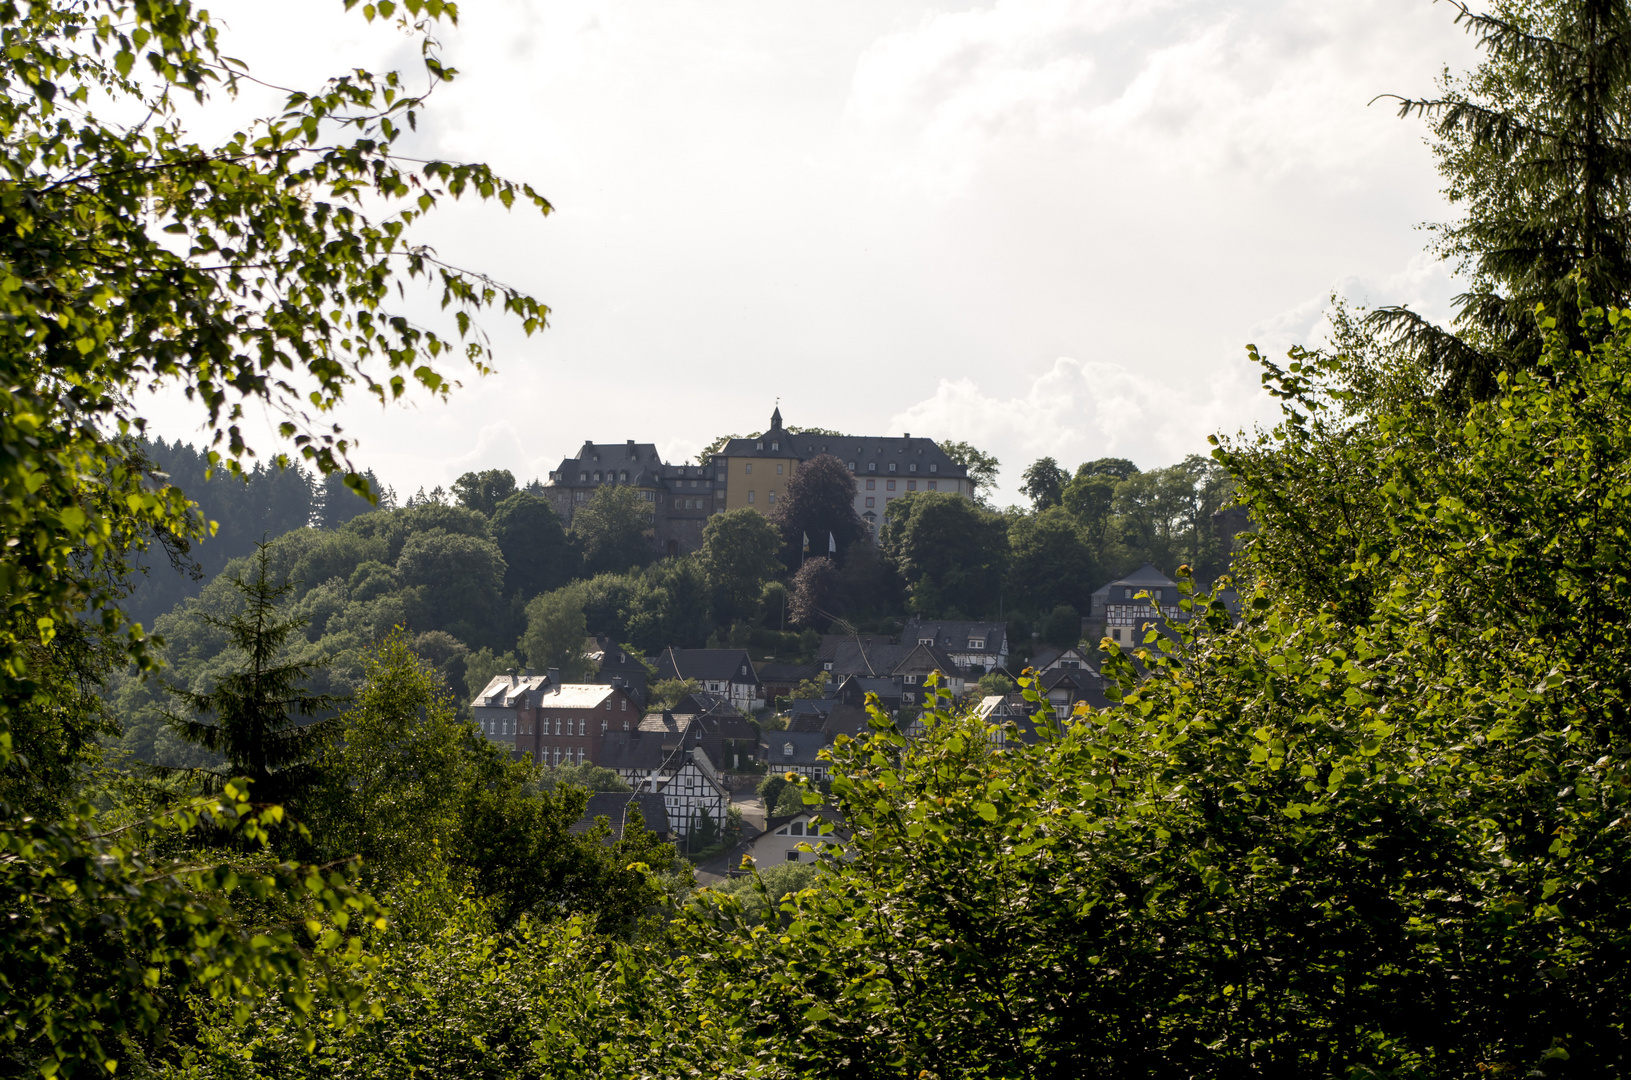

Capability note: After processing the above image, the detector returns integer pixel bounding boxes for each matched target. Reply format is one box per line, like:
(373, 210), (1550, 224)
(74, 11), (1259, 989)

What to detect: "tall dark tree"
(452, 469), (518, 518)
(1376, 0), (1631, 398)
(880, 492), (1009, 619)
(700, 508), (786, 624)
(162, 546), (339, 810)
(1007, 507), (1100, 615)
(790, 557), (843, 628)
(1019, 457), (1068, 511)
(572, 485), (654, 577)
(489, 491), (576, 600)
(770, 454), (867, 568)
(938, 440), (1002, 506)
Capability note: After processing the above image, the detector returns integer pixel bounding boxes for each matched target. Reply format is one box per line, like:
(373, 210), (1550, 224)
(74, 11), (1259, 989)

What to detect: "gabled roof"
(768, 731), (830, 767)
(786, 712), (828, 733)
(656, 648), (761, 685)
(828, 641), (914, 678)
(820, 703), (876, 737)
(757, 661), (819, 683)
(573, 792), (670, 839)
(817, 634), (894, 661)
(1030, 644), (1094, 673)
(472, 673), (553, 708)
(762, 805), (849, 839)
(901, 619), (1008, 652)
(599, 732), (671, 772)
(787, 697), (837, 721)
(1111, 563), (1178, 589)
(531, 684), (619, 710)
(891, 642), (965, 677)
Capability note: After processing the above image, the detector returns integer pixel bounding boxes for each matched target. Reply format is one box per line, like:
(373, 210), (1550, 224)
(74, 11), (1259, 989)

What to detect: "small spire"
(770, 403), (783, 430)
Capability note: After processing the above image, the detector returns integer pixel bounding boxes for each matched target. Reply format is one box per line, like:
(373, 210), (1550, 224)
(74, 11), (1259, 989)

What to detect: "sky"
(142, 0), (1484, 506)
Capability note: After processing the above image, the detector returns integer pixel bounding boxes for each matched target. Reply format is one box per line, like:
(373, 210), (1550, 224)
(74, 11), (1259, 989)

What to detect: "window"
(606, 699), (612, 710)
(623, 720), (630, 730)
(887, 479), (896, 491)
(577, 748), (585, 764)
(1124, 587), (1132, 598)
(903, 691), (915, 703)
(909, 463), (918, 473)
(785, 850), (800, 862)
(969, 639), (985, 650)
(756, 440), (764, 450)
(621, 698), (627, 711)
(868, 462), (876, 472)
(902, 674), (917, 685)
(782, 743), (794, 758)
(620, 470), (628, 481)
(918, 637), (933, 645)
(579, 718), (587, 734)
(865, 497), (874, 508)
(886, 462), (896, 473)
(579, 471), (588, 481)
(928, 480), (938, 491)
(768, 491), (776, 504)
(848, 461), (856, 471)
(866, 479), (875, 490)
(908, 480), (917, 491)
(929, 463), (938, 473)
(746, 463), (753, 474)
(593, 471), (602, 481)
(771, 441), (780, 451)
(791, 821), (805, 836)
(748, 491), (755, 503)
(776, 464), (783, 475)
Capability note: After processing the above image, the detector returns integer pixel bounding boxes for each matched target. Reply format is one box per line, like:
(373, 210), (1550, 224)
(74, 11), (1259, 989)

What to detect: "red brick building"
(471, 673), (641, 765)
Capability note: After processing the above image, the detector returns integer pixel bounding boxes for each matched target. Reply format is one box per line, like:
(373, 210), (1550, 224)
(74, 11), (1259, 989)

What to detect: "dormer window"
(868, 462), (877, 473)
(909, 463), (918, 473)
(929, 463), (938, 473)
(593, 472), (602, 481)
(848, 461), (856, 471)
(771, 441), (779, 451)
(756, 440), (764, 450)
(969, 638), (985, 650)
(782, 743), (794, 758)
(888, 463), (897, 473)
(579, 472), (588, 481)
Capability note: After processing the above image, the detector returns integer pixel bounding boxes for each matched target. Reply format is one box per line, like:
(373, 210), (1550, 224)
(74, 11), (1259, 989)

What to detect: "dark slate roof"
(573, 792), (671, 839)
(891, 643), (965, 676)
(672, 691), (739, 717)
(599, 732), (672, 772)
(656, 648), (761, 685)
(696, 713), (758, 741)
(786, 712), (827, 733)
(817, 634), (894, 661)
(819, 703), (876, 737)
(828, 641), (914, 678)
(787, 698), (837, 722)
(766, 731), (830, 768)
(835, 674), (899, 705)
(718, 430), (970, 481)
(757, 661), (819, 684)
(1106, 563), (1178, 590)
(901, 619), (1008, 652)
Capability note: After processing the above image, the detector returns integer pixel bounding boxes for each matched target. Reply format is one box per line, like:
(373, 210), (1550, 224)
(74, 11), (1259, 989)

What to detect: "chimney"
(521, 667), (534, 678)
(547, 667), (561, 685)
(506, 667), (516, 685)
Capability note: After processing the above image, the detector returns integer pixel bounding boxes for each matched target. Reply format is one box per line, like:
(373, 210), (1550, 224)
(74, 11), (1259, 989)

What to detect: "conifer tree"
(1376, 0), (1631, 398)
(163, 545), (338, 810)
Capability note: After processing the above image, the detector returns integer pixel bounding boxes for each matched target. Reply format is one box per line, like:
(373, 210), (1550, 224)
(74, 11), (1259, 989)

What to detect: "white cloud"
(892, 353), (1273, 502)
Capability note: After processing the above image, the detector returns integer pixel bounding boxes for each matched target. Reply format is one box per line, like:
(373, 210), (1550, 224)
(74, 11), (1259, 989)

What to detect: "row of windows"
(743, 462), (785, 475)
(848, 461), (938, 474)
(863, 478), (940, 493)
(544, 747), (586, 765)
(747, 490), (778, 504)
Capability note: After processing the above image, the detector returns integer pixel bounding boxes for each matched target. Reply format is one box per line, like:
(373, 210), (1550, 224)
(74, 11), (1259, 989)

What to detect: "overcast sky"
(143, 0), (1483, 506)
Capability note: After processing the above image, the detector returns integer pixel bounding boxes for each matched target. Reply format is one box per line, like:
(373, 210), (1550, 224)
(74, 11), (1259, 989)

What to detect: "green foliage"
(489, 492), (575, 600)
(770, 454), (868, 568)
(1006, 506), (1100, 614)
(976, 672), (1016, 696)
(537, 762), (630, 793)
(789, 556), (842, 627)
(1378, 0), (1631, 397)
(160, 546), (339, 812)
(937, 439), (1002, 506)
(521, 588), (591, 680)
(757, 771), (789, 811)
(1019, 456), (1068, 510)
(707, 860), (820, 923)
(770, 783), (809, 817)
(880, 492), (1009, 618)
(450, 470), (517, 518)
(395, 529), (509, 647)
(700, 508), (785, 624)
(572, 485), (653, 577)
(649, 678), (701, 710)
(1037, 604), (1081, 649)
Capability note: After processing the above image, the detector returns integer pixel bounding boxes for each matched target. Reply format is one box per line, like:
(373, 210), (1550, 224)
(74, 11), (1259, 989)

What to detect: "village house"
(469, 671), (642, 766)
(901, 619), (1009, 673)
(749, 806), (849, 866)
(765, 730), (831, 782)
(1085, 563), (1183, 647)
(654, 647), (764, 714)
(571, 793), (672, 843)
(598, 734), (730, 841)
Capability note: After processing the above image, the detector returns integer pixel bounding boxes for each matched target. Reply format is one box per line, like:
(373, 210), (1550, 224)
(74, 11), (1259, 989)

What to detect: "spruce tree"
(1376, 0), (1631, 398)
(163, 545), (338, 809)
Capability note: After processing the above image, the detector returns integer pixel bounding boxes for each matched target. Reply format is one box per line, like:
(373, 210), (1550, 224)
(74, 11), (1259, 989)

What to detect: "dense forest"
(11, 0), (1631, 1077)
